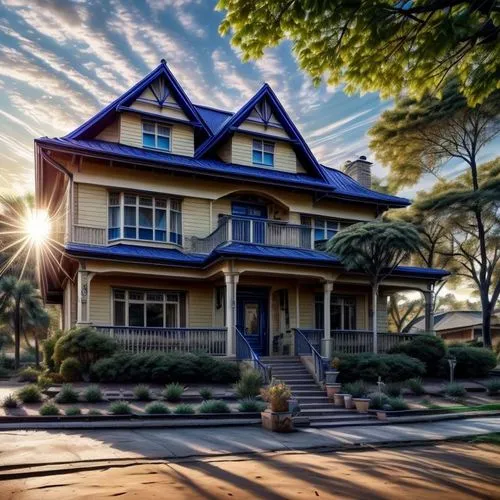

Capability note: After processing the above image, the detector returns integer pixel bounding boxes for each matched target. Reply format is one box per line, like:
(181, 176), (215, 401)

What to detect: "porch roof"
(66, 242), (449, 279)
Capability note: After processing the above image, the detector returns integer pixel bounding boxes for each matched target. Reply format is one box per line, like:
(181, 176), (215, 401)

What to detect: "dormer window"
(142, 121), (171, 151)
(252, 139), (274, 167)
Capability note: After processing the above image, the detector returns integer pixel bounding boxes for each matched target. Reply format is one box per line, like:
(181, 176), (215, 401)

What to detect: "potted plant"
(260, 380), (294, 432)
(349, 381), (370, 413)
(325, 357), (341, 384)
(341, 383), (357, 409)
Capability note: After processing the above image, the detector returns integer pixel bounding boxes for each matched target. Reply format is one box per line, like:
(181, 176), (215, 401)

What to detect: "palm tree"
(0, 276), (47, 368)
(326, 221), (421, 353)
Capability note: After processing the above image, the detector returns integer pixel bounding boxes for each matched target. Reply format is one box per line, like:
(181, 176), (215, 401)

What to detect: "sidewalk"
(0, 417), (498, 468)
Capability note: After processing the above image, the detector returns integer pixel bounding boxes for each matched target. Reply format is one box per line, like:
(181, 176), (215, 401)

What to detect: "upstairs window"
(142, 121), (171, 151)
(300, 216), (340, 242)
(252, 139), (274, 167)
(108, 192), (181, 244)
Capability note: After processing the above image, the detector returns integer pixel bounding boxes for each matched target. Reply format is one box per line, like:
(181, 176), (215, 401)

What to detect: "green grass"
(456, 433), (500, 445)
(419, 401), (500, 412)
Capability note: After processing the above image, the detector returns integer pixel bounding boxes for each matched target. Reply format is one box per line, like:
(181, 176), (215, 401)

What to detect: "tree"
(388, 293), (423, 333)
(0, 276), (47, 369)
(417, 159), (500, 347)
(326, 221), (421, 352)
(217, 0), (500, 106)
(369, 80), (500, 192)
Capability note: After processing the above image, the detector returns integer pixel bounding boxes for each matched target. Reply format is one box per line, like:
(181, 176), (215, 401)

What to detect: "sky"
(0, 0), (498, 198)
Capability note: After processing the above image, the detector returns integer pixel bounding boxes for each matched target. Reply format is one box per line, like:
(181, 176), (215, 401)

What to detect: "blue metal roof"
(194, 104), (233, 135)
(37, 137), (409, 207)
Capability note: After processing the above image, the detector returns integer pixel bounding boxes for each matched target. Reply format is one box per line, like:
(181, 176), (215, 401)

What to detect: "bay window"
(108, 192), (181, 244)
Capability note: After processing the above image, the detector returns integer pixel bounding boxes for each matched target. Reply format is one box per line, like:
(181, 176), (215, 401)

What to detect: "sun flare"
(24, 209), (50, 246)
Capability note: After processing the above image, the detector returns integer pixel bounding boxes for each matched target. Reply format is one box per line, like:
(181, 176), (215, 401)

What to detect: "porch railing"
(95, 326), (227, 356)
(190, 216), (314, 254)
(73, 225), (107, 246)
(235, 328), (270, 383)
(295, 328), (327, 384)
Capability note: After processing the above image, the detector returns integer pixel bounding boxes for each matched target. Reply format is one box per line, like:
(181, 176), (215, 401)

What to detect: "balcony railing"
(191, 216), (314, 254)
(73, 225), (107, 246)
(95, 326), (227, 356)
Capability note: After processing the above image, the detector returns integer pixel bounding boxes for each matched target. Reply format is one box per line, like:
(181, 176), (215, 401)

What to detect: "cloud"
(307, 109), (375, 140)
(0, 109), (42, 137)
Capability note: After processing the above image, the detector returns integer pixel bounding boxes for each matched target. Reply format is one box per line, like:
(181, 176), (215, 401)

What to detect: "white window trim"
(142, 121), (171, 151)
(252, 139), (275, 167)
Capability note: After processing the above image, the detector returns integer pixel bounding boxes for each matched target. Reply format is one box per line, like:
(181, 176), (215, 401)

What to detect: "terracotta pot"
(333, 393), (347, 407)
(326, 383), (341, 402)
(261, 409), (294, 433)
(343, 394), (354, 409)
(353, 398), (370, 413)
(325, 371), (339, 384)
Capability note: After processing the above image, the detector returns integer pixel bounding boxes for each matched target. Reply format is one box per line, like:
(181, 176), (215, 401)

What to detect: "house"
(408, 310), (500, 346)
(35, 60), (447, 359)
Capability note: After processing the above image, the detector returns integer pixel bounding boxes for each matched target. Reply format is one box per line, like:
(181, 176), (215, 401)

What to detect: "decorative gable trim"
(66, 60), (210, 140)
(195, 84), (328, 182)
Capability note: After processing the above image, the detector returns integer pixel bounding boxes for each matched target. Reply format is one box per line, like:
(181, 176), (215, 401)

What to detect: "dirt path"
(2, 442), (499, 499)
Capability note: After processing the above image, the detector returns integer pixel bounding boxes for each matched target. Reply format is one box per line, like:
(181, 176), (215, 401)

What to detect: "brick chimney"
(343, 155), (372, 189)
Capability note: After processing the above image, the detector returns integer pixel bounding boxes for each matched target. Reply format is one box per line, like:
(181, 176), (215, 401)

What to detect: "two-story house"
(35, 60), (446, 359)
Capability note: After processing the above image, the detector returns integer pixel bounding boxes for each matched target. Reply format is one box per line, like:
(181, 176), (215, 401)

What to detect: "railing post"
(227, 217), (233, 242)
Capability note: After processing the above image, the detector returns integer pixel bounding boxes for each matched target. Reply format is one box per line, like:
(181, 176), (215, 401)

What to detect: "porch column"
(322, 281), (333, 357)
(224, 272), (239, 356)
(423, 290), (435, 334)
(76, 270), (94, 325)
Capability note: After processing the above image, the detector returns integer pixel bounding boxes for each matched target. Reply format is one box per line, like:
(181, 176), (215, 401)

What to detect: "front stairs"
(260, 356), (375, 427)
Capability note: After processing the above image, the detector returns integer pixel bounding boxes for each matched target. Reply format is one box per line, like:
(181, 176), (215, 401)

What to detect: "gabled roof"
(194, 84), (329, 182)
(66, 60), (211, 140)
(194, 104), (233, 135)
(408, 310), (499, 333)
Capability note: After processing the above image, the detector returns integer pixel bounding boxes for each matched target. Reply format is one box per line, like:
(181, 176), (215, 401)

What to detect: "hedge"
(90, 352), (240, 384)
(439, 346), (497, 378)
(336, 353), (426, 383)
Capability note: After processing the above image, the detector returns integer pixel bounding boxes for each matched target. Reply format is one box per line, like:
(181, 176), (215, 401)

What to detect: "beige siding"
(188, 287), (213, 327)
(238, 119), (289, 139)
(356, 295), (367, 330)
(217, 139), (232, 163)
(211, 198), (231, 229)
(299, 287), (315, 329)
(131, 100), (188, 121)
(120, 113), (194, 156)
(183, 197), (211, 238)
(76, 183), (107, 228)
(90, 278), (111, 325)
(96, 119), (120, 142)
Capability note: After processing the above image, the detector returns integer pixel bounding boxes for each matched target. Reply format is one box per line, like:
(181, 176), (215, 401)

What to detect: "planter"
(343, 394), (354, 409)
(261, 409), (294, 433)
(325, 371), (339, 384)
(333, 393), (348, 407)
(376, 410), (387, 420)
(353, 398), (370, 413)
(326, 383), (342, 401)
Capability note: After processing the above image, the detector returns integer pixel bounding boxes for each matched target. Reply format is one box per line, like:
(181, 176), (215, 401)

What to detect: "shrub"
(108, 401), (132, 415)
(17, 384), (42, 403)
(0, 353), (15, 370)
(83, 385), (103, 403)
(238, 398), (267, 412)
(88, 409), (102, 416)
(54, 327), (117, 370)
(0, 365), (11, 378)
(2, 394), (18, 409)
(406, 377), (425, 396)
(390, 335), (447, 376)
(234, 370), (263, 398)
(42, 331), (63, 372)
(163, 383), (184, 402)
(18, 367), (40, 383)
(65, 406), (82, 416)
(198, 400), (231, 414)
(39, 402), (60, 416)
(37, 373), (54, 390)
(337, 353), (426, 383)
(173, 404), (195, 415)
(145, 402), (170, 414)
(55, 384), (79, 404)
(440, 347), (497, 378)
(60, 357), (82, 382)
(260, 381), (291, 412)
(210, 360), (240, 384)
(133, 384), (152, 401)
(383, 382), (403, 397)
(342, 381), (369, 398)
(199, 387), (213, 400)
(369, 393), (390, 410)
(387, 397), (409, 411)
(484, 379), (500, 395)
(444, 382), (467, 399)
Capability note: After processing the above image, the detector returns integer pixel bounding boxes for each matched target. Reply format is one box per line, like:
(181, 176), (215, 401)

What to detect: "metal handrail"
(235, 327), (270, 383)
(294, 328), (327, 384)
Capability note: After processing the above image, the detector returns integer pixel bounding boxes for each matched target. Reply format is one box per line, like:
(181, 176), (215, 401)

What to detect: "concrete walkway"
(0, 417), (498, 468)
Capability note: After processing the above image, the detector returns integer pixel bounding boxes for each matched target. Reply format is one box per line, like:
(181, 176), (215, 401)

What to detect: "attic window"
(252, 139), (274, 167)
(142, 121), (171, 151)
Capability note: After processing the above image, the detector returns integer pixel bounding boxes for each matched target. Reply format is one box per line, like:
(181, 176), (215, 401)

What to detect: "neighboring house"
(35, 60), (447, 358)
(408, 310), (500, 346)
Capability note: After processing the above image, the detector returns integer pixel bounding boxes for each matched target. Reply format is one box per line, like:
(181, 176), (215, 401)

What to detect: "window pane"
(147, 292), (163, 301)
(139, 196), (153, 206)
(165, 303), (177, 327)
(129, 291), (144, 300)
(263, 143), (274, 153)
(263, 152), (274, 166)
(124, 195), (136, 205)
(170, 210), (182, 244)
(155, 230), (166, 241)
(139, 228), (153, 240)
(139, 207), (153, 227)
(155, 209), (166, 229)
(252, 150), (262, 164)
(113, 301), (125, 326)
(124, 206), (136, 225)
(124, 227), (136, 238)
(146, 303), (163, 327)
(314, 228), (324, 241)
(114, 290), (125, 300)
(142, 122), (155, 133)
(108, 227), (120, 240)
(108, 206), (120, 227)
(129, 303), (144, 327)
(252, 139), (262, 151)
(156, 198), (167, 208)
(109, 193), (120, 206)
(166, 293), (179, 302)
(331, 304), (342, 330)
(170, 199), (181, 211)
(157, 136), (170, 150)
(143, 133), (156, 148)
(157, 125), (170, 136)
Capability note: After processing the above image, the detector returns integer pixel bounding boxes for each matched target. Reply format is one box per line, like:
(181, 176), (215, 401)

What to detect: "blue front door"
(231, 202), (267, 244)
(236, 288), (268, 356)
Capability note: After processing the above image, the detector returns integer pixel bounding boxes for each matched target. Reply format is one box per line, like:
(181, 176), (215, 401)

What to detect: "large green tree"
(326, 221), (421, 352)
(218, 0), (500, 106)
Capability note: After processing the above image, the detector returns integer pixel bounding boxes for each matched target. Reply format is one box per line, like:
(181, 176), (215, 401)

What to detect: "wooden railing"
(190, 216), (314, 254)
(235, 328), (270, 383)
(295, 328), (327, 384)
(95, 326), (227, 356)
(73, 225), (107, 246)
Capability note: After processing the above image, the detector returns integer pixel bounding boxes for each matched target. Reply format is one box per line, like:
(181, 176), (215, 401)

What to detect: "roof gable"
(66, 60), (210, 140)
(195, 84), (329, 182)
